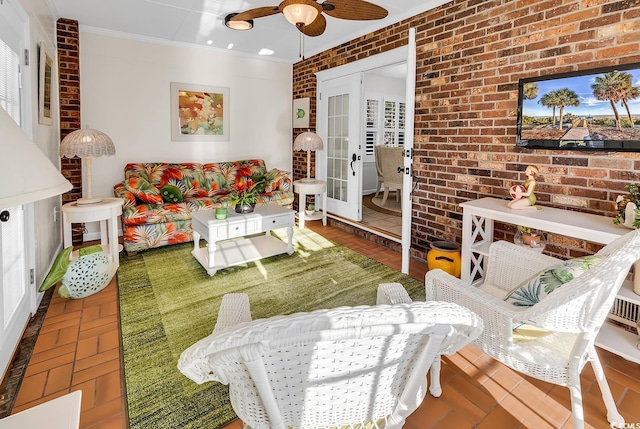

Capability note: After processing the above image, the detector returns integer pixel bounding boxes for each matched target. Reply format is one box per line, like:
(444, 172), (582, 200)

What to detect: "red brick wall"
(293, 0), (640, 259)
(57, 19), (83, 244)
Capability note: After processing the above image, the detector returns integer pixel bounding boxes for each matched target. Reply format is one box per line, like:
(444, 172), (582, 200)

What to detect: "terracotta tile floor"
(11, 222), (640, 428)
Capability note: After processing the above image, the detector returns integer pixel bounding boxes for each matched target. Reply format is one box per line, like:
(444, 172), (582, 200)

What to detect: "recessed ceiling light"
(258, 48), (274, 56)
(227, 43), (234, 49)
(206, 40), (213, 45)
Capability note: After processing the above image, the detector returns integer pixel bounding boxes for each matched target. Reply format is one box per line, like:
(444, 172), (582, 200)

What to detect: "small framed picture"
(293, 98), (310, 128)
(38, 43), (54, 125)
(170, 82), (230, 142)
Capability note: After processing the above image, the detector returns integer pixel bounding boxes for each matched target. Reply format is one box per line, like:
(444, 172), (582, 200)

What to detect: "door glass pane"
(326, 94), (349, 202)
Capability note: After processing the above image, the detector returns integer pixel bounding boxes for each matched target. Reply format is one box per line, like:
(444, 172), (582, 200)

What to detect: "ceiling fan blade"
(322, 0), (388, 20)
(299, 13), (326, 37)
(231, 6), (280, 22)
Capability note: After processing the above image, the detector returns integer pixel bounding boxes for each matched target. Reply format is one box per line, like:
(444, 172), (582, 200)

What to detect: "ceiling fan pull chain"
(299, 32), (305, 60)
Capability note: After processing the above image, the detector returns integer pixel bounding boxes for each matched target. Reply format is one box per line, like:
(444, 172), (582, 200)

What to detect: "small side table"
(62, 198), (124, 269)
(293, 179), (327, 229)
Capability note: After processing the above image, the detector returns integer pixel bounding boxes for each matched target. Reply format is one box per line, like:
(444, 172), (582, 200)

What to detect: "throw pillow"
(123, 177), (163, 204)
(160, 184), (183, 203)
(504, 255), (601, 307)
(264, 168), (290, 192)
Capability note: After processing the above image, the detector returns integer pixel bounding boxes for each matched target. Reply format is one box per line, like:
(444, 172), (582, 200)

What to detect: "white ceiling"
(46, 0), (447, 63)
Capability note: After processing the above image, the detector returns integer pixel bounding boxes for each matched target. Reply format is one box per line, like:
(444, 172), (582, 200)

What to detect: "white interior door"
(317, 73), (362, 220)
(0, 207), (28, 378)
(0, 0), (33, 380)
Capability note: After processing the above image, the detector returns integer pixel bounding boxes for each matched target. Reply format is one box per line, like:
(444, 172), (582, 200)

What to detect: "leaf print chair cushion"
(503, 255), (601, 307)
(424, 230), (640, 429)
(115, 160), (293, 254)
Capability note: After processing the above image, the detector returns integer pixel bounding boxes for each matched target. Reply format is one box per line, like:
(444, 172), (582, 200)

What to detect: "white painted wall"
(18, 0), (65, 290)
(79, 31), (293, 238)
(363, 73), (405, 96)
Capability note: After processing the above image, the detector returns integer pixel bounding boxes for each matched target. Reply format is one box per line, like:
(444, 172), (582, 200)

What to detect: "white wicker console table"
(460, 197), (640, 363)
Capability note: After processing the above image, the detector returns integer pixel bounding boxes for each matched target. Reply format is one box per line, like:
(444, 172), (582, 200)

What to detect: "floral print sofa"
(113, 160), (293, 254)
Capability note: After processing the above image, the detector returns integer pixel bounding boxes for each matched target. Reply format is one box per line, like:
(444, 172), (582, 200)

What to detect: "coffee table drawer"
(213, 220), (256, 240)
(260, 213), (293, 230)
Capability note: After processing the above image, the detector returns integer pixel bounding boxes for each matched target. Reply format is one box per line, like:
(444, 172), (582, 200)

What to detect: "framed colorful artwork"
(292, 97), (310, 128)
(38, 43), (54, 125)
(170, 82), (230, 141)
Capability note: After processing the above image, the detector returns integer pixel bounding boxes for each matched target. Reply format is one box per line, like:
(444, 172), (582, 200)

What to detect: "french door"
(317, 73), (362, 220)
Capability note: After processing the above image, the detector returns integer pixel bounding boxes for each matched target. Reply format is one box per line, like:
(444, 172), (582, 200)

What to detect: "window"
(363, 96), (405, 163)
(0, 0), (23, 125)
(0, 34), (21, 123)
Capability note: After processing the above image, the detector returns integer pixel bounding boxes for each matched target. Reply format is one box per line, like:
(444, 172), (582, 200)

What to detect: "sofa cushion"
(204, 160), (268, 197)
(124, 177), (163, 204)
(503, 255), (601, 307)
(124, 163), (210, 199)
(160, 184), (183, 203)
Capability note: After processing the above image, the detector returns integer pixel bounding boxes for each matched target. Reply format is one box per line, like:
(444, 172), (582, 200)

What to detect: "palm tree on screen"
(523, 82), (539, 100)
(554, 88), (580, 131)
(539, 92), (560, 126)
(592, 71), (625, 130)
(616, 71), (640, 128)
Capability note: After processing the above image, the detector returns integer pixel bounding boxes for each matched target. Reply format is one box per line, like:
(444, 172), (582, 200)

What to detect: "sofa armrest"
(113, 182), (137, 208)
(264, 168), (291, 192)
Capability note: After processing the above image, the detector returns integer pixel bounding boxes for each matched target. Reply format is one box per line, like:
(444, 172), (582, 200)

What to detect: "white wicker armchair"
(424, 229), (640, 429)
(178, 292), (483, 429)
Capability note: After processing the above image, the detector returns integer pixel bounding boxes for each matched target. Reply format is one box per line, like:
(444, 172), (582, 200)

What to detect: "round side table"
(293, 179), (327, 229)
(61, 198), (124, 269)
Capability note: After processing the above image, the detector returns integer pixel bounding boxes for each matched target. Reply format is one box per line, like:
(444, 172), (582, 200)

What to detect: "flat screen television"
(517, 62), (640, 151)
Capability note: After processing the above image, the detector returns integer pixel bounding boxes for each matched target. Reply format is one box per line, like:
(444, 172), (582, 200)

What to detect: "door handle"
(350, 153), (357, 176)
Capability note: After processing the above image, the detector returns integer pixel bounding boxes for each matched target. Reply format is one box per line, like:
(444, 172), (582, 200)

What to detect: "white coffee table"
(191, 203), (295, 276)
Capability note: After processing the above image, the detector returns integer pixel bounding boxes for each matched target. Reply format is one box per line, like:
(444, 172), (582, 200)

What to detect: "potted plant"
(306, 204), (315, 217)
(515, 225), (544, 247)
(230, 175), (266, 213)
(614, 183), (640, 229)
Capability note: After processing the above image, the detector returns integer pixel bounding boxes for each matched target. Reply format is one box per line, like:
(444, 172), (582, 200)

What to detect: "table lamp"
(60, 126), (115, 205)
(293, 131), (323, 182)
(0, 107), (71, 209)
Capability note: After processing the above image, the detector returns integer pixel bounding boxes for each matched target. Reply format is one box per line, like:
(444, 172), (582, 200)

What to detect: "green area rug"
(118, 227), (425, 429)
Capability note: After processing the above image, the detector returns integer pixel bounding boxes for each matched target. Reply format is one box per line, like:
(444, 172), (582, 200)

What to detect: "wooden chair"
(374, 144), (384, 197)
(178, 292), (483, 429)
(376, 145), (404, 206)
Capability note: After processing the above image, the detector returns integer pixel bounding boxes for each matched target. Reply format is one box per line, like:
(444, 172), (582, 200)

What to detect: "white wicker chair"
(178, 293), (483, 429)
(423, 229), (640, 429)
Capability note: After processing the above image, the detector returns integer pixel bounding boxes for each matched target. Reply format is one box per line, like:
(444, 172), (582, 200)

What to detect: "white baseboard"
(83, 229), (122, 243)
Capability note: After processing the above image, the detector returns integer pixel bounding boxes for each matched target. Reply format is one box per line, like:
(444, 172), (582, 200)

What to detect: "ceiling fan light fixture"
(225, 13), (254, 31)
(280, 0), (321, 27)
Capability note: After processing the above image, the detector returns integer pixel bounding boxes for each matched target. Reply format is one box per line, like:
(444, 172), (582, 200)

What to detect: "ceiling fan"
(225, 0), (388, 37)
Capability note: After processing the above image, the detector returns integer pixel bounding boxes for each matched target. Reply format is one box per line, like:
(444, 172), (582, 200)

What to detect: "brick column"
(57, 19), (83, 244)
